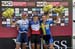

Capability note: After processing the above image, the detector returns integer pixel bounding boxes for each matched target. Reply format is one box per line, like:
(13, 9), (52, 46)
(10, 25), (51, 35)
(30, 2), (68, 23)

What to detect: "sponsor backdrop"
(0, 0), (72, 37)
(0, 0), (72, 49)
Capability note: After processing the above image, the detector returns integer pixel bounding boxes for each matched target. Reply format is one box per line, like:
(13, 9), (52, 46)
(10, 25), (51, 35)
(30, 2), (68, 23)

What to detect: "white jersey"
(16, 19), (29, 33)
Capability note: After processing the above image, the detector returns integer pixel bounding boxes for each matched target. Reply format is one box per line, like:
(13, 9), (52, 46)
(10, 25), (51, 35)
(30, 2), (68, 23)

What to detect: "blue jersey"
(41, 20), (54, 35)
(30, 20), (41, 34)
(41, 20), (54, 43)
(16, 19), (29, 33)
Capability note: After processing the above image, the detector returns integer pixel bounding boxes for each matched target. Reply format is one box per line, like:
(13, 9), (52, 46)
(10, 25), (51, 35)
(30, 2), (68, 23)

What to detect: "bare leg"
(43, 44), (47, 49)
(37, 44), (40, 49)
(31, 43), (35, 49)
(22, 43), (27, 49)
(49, 44), (54, 49)
(16, 44), (20, 49)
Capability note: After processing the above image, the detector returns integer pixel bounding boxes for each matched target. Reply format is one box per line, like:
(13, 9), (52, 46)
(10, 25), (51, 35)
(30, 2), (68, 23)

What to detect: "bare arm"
(16, 25), (19, 31)
(16, 21), (19, 31)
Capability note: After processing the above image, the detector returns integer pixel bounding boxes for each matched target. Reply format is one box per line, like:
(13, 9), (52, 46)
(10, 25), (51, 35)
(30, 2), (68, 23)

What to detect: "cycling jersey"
(16, 19), (29, 33)
(30, 21), (40, 34)
(41, 20), (54, 44)
(41, 20), (54, 35)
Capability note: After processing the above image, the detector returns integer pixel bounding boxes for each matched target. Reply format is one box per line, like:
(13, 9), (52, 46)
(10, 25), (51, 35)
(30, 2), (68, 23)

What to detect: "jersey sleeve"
(48, 18), (54, 24)
(29, 20), (31, 27)
(26, 19), (30, 30)
(49, 20), (54, 24)
(28, 21), (32, 37)
(49, 37), (54, 44)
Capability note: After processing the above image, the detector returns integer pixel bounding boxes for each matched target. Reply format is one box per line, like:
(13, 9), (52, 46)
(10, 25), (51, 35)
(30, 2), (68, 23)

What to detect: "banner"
(0, 0), (72, 38)
(53, 36), (72, 49)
